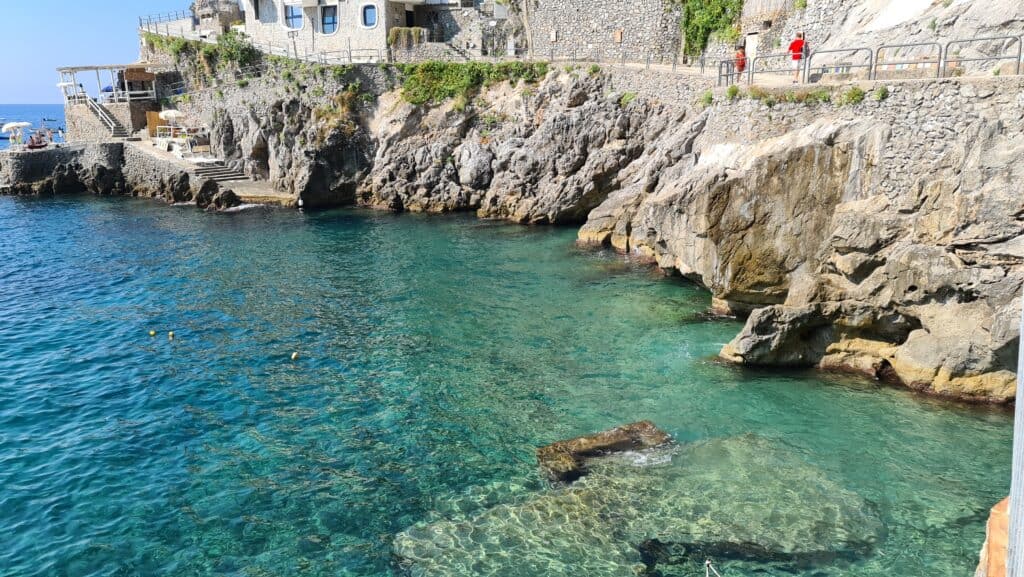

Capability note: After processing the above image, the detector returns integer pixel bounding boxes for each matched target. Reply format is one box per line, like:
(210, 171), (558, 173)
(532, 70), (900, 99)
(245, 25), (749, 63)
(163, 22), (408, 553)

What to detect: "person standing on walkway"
(734, 46), (747, 83)
(789, 32), (806, 83)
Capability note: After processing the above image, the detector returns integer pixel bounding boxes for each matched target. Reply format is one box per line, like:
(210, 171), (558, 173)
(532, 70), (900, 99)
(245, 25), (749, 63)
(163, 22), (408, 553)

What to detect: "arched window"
(283, 4), (303, 30)
(360, 4), (378, 28)
(321, 6), (338, 34)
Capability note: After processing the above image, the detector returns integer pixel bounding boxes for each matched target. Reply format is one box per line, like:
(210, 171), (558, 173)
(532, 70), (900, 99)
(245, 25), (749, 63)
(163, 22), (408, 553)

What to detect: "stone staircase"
(193, 161), (247, 183)
(85, 99), (129, 138)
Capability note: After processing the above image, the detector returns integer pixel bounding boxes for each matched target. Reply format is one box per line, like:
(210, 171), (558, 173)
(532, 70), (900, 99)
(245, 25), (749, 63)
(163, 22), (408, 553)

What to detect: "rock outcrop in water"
(393, 434), (884, 577)
(536, 420), (671, 483)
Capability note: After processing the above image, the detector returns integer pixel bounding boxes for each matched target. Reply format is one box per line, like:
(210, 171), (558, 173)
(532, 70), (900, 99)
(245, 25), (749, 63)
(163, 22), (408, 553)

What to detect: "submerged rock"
(393, 435), (884, 577)
(536, 420), (671, 483)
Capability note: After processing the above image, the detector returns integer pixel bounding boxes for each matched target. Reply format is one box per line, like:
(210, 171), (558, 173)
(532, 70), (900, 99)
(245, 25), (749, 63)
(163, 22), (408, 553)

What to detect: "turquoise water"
(0, 196), (1012, 577)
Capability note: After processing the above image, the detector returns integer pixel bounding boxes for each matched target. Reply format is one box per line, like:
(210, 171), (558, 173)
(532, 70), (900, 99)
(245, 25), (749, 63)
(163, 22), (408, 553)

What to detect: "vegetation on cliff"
(143, 30), (260, 72)
(675, 0), (745, 56)
(398, 61), (549, 108)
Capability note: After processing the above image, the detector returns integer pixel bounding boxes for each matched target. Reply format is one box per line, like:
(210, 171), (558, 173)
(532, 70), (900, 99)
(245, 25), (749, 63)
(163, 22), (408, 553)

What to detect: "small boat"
(0, 135), (9, 140)
(42, 118), (58, 122)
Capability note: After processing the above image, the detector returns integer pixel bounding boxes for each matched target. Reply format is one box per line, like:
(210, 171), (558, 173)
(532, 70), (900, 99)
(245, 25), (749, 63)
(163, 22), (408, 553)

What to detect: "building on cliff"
(237, 0), (510, 61)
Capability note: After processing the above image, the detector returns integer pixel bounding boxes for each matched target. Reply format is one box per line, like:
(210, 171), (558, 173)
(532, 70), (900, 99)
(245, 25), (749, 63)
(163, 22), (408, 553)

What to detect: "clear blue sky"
(0, 0), (190, 103)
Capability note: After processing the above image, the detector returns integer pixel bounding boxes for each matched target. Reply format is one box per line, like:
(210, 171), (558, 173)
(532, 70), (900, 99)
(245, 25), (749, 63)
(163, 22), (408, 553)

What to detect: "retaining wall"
(526, 0), (680, 61)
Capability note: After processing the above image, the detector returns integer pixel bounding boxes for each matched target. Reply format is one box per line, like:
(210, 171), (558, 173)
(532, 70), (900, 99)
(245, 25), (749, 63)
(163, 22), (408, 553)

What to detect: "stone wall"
(65, 104), (114, 143)
(606, 66), (715, 109)
(106, 102), (160, 135)
(526, 0), (681, 61)
(699, 77), (1024, 200)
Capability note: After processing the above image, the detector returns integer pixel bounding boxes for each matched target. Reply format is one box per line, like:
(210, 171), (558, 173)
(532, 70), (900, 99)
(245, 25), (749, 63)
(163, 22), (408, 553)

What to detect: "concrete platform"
(977, 497), (1009, 577)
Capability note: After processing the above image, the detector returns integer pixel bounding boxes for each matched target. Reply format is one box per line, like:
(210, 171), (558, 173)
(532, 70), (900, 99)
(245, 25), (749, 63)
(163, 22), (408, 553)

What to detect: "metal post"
(1009, 297), (1024, 577)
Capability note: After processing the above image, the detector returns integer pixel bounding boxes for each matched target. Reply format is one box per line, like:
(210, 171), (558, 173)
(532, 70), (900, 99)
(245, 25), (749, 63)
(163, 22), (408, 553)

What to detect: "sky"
(0, 0), (189, 104)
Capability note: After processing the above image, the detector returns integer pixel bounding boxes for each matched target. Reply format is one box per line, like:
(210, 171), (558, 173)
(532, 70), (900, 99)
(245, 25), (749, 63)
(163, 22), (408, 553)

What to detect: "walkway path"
(127, 141), (295, 207)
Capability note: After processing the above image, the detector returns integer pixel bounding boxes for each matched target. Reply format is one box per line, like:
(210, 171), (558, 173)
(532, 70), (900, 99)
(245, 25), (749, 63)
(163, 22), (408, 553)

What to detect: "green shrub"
(794, 0), (807, 8)
(619, 91), (638, 107)
(400, 61), (550, 106)
(873, 86), (889, 101)
(838, 86), (865, 105)
(726, 84), (740, 101)
(700, 90), (714, 107)
(747, 86), (770, 101)
(674, 0), (745, 56)
(588, 64), (601, 76)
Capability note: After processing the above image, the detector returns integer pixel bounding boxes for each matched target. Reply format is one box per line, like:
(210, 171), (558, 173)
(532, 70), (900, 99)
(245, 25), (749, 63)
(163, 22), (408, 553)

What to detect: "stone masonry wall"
(65, 104), (114, 144)
(526, 0), (681, 61)
(699, 75), (1024, 204)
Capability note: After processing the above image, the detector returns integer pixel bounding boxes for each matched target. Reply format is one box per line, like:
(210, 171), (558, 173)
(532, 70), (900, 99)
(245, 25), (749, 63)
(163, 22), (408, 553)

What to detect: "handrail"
(873, 42), (942, 79)
(85, 98), (117, 133)
(804, 47), (873, 83)
(717, 59), (740, 86)
(748, 52), (798, 84)
(943, 35), (1022, 77)
(139, 10), (192, 28)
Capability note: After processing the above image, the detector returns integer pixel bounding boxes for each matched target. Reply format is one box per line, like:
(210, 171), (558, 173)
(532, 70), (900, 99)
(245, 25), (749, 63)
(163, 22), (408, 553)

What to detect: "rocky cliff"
(174, 64), (1024, 403)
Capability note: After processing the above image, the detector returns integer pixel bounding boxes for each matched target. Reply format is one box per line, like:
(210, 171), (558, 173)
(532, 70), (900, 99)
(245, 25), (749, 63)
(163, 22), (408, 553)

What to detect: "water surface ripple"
(0, 197), (1011, 576)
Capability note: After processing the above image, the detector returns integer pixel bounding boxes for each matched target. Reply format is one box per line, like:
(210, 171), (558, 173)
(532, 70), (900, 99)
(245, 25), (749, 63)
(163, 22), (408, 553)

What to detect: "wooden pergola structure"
(56, 63), (165, 104)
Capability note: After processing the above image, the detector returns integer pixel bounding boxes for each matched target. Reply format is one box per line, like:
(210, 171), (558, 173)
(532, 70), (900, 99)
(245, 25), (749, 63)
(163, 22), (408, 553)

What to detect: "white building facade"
(240, 0), (467, 60)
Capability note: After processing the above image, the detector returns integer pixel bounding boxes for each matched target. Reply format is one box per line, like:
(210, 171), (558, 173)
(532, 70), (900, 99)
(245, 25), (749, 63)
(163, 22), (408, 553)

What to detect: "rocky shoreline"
(4, 64), (1023, 404)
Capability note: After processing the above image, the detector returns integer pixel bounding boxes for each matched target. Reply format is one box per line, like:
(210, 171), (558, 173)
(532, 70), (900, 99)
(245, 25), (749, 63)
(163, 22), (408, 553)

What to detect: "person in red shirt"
(734, 46), (747, 82)
(789, 32), (806, 83)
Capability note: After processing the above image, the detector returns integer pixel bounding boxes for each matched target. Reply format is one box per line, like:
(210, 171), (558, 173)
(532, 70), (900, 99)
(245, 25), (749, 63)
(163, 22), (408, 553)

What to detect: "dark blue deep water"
(0, 196), (1013, 576)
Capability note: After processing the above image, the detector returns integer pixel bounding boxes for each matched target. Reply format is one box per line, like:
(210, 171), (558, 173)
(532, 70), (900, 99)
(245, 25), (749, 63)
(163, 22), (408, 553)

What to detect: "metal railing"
(943, 35), (1022, 77)
(84, 98), (121, 135)
(804, 47), (873, 83)
(139, 10), (192, 28)
(873, 42), (943, 79)
(748, 52), (799, 84)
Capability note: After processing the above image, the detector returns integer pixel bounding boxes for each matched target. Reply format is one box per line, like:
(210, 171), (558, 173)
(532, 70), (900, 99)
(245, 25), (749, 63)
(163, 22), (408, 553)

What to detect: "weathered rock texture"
(395, 435), (884, 577)
(536, 420), (671, 483)
(0, 142), (238, 211)
(577, 78), (1024, 403)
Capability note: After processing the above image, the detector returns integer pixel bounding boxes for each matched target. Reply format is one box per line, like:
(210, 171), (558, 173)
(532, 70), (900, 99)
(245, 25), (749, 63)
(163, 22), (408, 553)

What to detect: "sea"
(0, 104), (66, 150)
(0, 195), (1013, 576)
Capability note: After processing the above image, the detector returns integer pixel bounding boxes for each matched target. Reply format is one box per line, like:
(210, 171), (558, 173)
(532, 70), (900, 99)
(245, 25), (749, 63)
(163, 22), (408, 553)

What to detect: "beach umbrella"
(2, 122), (31, 133)
(159, 110), (185, 121)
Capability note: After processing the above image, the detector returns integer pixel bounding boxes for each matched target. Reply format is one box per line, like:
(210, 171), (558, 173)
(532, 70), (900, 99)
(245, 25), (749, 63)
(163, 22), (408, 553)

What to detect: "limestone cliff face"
(577, 80), (1024, 403)
(187, 67), (1024, 402)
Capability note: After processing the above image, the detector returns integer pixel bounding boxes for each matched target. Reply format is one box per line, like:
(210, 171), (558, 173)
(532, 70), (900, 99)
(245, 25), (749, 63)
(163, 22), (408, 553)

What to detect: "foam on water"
(0, 196), (1012, 577)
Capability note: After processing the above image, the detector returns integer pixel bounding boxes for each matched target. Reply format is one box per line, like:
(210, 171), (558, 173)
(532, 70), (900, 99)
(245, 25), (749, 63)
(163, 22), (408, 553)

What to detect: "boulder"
(536, 420), (671, 483)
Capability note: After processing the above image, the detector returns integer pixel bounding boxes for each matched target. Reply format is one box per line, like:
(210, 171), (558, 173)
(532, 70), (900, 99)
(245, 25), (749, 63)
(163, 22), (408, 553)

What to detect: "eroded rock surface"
(393, 435), (884, 577)
(536, 420), (671, 483)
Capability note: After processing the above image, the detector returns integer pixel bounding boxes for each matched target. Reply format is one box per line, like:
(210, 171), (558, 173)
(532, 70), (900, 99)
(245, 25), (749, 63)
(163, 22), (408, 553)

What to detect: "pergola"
(56, 63), (167, 104)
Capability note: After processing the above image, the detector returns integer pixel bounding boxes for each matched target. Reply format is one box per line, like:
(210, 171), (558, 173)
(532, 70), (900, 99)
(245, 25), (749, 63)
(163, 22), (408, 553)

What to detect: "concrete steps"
(194, 161), (247, 183)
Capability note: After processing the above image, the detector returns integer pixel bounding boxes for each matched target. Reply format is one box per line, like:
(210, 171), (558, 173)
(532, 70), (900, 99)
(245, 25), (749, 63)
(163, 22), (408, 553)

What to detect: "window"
(321, 6), (338, 34)
(284, 4), (303, 29)
(361, 4), (378, 28)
